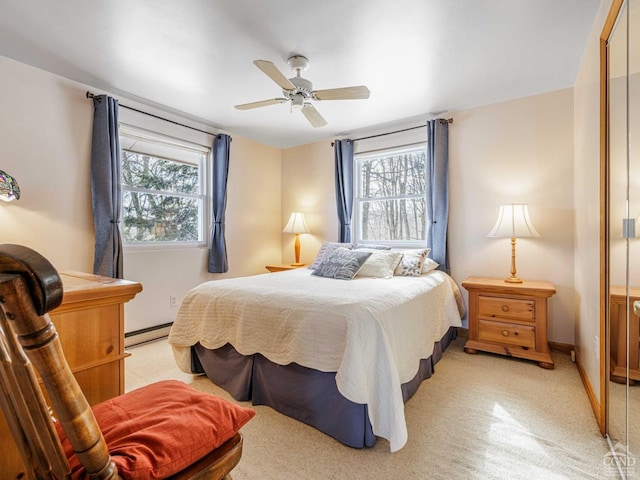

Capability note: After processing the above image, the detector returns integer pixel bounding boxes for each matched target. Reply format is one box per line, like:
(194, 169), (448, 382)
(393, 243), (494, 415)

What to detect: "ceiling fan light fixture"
(291, 94), (305, 110)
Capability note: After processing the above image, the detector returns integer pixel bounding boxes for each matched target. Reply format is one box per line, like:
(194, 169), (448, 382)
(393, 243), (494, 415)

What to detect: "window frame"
(119, 125), (210, 251)
(353, 143), (429, 248)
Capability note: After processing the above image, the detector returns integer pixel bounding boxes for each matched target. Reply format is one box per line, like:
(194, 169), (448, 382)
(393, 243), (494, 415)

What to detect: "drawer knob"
(501, 305), (509, 312)
(502, 330), (509, 337)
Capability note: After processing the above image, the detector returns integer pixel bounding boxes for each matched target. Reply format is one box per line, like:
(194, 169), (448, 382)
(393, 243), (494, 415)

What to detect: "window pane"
(359, 198), (426, 241)
(359, 151), (425, 199)
(121, 151), (199, 195)
(122, 191), (200, 242)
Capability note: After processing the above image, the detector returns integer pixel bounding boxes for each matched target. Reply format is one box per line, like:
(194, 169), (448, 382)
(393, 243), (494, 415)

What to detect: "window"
(354, 145), (427, 246)
(119, 126), (208, 246)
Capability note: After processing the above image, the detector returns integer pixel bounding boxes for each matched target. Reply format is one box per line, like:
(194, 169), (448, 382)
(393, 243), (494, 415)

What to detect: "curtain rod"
(86, 91), (223, 138)
(331, 118), (453, 146)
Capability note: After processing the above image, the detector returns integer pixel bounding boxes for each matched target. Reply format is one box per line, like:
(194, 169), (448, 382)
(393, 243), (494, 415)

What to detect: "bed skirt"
(192, 326), (457, 448)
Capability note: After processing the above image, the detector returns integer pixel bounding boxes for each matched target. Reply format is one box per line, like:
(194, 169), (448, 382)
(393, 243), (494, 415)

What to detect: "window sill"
(123, 241), (207, 253)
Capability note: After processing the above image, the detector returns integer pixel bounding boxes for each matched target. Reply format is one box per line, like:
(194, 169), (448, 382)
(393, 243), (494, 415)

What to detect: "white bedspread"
(168, 268), (464, 452)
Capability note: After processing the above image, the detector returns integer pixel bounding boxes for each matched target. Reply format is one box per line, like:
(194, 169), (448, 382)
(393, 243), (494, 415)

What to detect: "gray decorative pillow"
(309, 242), (352, 270)
(394, 248), (430, 276)
(311, 247), (372, 280)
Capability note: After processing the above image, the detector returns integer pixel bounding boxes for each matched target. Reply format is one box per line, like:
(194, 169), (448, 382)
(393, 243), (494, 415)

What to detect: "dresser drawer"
(478, 319), (536, 348)
(478, 295), (535, 322)
(50, 304), (122, 370)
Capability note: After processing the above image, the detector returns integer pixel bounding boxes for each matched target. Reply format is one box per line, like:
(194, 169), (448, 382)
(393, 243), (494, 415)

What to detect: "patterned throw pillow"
(394, 248), (430, 276)
(311, 247), (372, 280)
(309, 242), (352, 270)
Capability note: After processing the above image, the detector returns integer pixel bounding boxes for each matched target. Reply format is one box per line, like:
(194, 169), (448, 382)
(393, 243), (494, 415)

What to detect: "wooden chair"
(0, 244), (252, 479)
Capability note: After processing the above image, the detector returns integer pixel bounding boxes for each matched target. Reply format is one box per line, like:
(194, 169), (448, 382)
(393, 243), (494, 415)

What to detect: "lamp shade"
(487, 204), (540, 239)
(283, 212), (310, 234)
(0, 170), (20, 202)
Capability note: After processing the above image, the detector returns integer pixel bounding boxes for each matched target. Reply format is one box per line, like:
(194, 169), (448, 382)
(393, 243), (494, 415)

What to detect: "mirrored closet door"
(606, 0), (640, 476)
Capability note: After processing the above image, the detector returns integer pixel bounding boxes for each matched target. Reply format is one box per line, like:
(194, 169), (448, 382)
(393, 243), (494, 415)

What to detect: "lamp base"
(290, 262), (305, 267)
(504, 237), (523, 284)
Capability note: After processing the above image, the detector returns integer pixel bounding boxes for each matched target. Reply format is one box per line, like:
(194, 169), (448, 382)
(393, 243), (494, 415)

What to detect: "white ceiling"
(0, 0), (600, 148)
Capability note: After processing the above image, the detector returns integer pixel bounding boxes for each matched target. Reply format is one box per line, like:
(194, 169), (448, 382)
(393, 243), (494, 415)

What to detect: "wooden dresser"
(0, 271), (142, 479)
(462, 276), (556, 369)
(610, 286), (640, 384)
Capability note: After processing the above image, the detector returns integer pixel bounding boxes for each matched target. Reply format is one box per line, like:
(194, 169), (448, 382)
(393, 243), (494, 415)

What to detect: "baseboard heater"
(125, 322), (173, 348)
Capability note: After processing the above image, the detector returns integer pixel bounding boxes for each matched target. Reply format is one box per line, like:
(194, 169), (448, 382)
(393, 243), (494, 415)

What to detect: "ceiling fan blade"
(301, 104), (327, 128)
(254, 60), (296, 90)
(234, 98), (288, 110)
(313, 86), (370, 100)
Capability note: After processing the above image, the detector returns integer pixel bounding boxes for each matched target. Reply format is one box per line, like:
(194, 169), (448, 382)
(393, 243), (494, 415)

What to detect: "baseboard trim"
(575, 347), (604, 435)
(125, 322), (173, 347)
(549, 341), (574, 354)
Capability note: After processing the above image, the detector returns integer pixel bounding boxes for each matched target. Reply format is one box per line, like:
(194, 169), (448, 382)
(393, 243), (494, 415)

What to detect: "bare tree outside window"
(356, 147), (426, 243)
(121, 150), (203, 243)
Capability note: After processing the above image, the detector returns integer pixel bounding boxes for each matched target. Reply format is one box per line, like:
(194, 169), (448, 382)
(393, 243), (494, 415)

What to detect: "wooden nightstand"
(265, 264), (307, 272)
(462, 276), (556, 369)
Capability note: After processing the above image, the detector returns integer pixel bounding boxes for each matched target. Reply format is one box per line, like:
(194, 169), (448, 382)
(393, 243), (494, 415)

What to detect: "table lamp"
(283, 212), (310, 266)
(487, 204), (540, 283)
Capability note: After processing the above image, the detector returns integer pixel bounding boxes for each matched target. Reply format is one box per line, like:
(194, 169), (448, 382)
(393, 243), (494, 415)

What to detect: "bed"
(168, 264), (465, 452)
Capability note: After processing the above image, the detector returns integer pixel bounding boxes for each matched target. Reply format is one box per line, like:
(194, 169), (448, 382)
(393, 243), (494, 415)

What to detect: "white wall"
(573, 0), (613, 407)
(281, 142), (338, 265)
(451, 90), (575, 343)
(282, 88), (576, 344)
(0, 55), (94, 270)
(0, 54), (283, 334)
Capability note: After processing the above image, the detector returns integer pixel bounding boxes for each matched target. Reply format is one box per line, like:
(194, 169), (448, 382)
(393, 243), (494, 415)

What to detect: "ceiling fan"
(234, 55), (370, 128)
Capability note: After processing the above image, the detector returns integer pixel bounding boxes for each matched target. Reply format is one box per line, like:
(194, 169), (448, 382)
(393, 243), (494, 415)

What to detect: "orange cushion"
(56, 380), (255, 479)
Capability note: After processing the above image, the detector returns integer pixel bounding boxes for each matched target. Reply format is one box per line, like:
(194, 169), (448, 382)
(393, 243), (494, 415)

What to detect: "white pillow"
(356, 250), (404, 278)
(421, 257), (439, 274)
(393, 248), (430, 276)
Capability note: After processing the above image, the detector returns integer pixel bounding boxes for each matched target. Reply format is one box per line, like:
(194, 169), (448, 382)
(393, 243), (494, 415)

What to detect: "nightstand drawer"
(478, 319), (536, 348)
(478, 295), (535, 322)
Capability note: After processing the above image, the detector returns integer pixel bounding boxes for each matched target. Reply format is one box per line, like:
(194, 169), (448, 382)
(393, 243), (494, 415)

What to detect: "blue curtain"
(334, 139), (354, 243)
(426, 119), (449, 273)
(208, 134), (231, 273)
(90, 95), (123, 279)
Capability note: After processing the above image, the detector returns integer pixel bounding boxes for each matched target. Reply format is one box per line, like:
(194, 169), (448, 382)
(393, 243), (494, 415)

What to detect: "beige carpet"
(126, 337), (611, 479)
